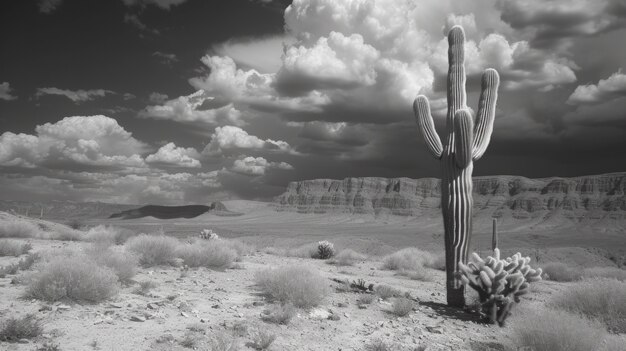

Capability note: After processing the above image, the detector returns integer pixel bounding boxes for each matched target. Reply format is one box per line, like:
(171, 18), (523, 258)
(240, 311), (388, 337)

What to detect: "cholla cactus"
(199, 229), (219, 240)
(317, 241), (335, 259)
(457, 248), (542, 326)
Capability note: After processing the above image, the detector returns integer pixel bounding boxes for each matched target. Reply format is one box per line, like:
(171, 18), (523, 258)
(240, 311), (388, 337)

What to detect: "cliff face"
(274, 173), (626, 220)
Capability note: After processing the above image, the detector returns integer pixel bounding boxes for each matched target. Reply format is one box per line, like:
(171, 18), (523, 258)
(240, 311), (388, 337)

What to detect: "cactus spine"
(413, 25), (500, 307)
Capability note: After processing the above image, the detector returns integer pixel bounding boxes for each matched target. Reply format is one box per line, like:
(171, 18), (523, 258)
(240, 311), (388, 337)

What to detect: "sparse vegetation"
(0, 239), (31, 256)
(509, 307), (607, 351)
(0, 220), (40, 239)
(52, 227), (84, 241)
(317, 240), (335, 259)
(382, 247), (441, 272)
(248, 330), (276, 350)
(391, 297), (413, 317)
(397, 267), (434, 282)
(549, 278), (626, 333)
(27, 254), (119, 302)
(255, 265), (330, 308)
(261, 303), (296, 325)
(87, 247), (138, 284)
(365, 338), (394, 351)
(357, 294), (376, 305)
(179, 331), (199, 349)
(134, 280), (158, 296)
(330, 249), (366, 266)
(542, 262), (582, 282)
(374, 284), (402, 300)
(0, 314), (43, 342)
(85, 225), (136, 246)
(583, 266), (626, 281)
(125, 234), (179, 267)
(209, 332), (239, 351)
(176, 240), (238, 270)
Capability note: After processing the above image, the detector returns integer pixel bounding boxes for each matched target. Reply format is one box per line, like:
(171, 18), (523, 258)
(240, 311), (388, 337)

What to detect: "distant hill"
(0, 200), (137, 220)
(108, 201), (236, 219)
(274, 172), (626, 230)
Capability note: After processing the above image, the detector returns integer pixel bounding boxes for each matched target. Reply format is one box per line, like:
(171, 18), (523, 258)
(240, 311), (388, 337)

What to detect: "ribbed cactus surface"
(413, 25), (500, 307)
(458, 248), (542, 326)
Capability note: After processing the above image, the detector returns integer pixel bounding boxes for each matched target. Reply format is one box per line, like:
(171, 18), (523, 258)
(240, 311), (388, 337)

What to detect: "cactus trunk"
(413, 25), (499, 307)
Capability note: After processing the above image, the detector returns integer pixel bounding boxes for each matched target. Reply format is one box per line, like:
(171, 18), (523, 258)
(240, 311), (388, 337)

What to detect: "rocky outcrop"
(274, 172), (626, 220)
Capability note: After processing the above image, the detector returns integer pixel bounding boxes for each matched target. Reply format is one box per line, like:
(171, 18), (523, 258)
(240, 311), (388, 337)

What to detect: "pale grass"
(125, 234), (179, 267)
(255, 265), (330, 308)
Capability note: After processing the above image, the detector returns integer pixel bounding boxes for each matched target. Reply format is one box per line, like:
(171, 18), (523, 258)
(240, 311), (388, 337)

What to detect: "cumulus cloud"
(140, 90), (244, 126)
(567, 70), (626, 105)
(213, 35), (294, 73)
(0, 82), (17, 101)
(146, 142), (201, 168)
(231, 156), (293, 176)
(121, 0), (188, 10)
(35, 87), (113, 103)
(202, 126), (294, 155)
(38, 0), (63, 13)
(153, 51), (178, 65)
(124, 13), (159, 35)
(0, 115), (147, 170)
(149, 92), (169, 104)
(497, 0), (626, 45)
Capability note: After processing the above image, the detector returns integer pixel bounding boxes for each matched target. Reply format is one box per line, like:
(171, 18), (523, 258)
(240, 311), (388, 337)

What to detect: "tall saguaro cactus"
(413, 25), (500, 307)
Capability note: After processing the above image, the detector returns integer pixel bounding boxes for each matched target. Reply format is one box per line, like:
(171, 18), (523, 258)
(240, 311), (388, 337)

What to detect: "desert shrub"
(382, 247), (437, 271)
(375, 284), (402, 300)
(0, 239), (31, 256)
(391, 297), (413, 317)
(51, 227), (84, 241)
(17, 252), (40, 271)
(209, 332), (239, 351)
(330, 249), (366, 266)
(583, 267), (626, 281)
(365, 338), (394, 351)
(0, 220), (39, 239)
(248, 331), (276, 350)
(509, 307), (607, 351)
(199, 229), (219, 240)
(429, 252), (446, 271)
(134, 280), (158, 295)
(36, 342), (61, 351)
(67, 219), (85, 230)
(261, 303), (296, 325)
(87, 247), (138, 284)
(549, 278), (626, 333)
(542, 262), (582, 282)
(125, 234), (179, 266)
(287, 243), (319, 258)
(317, 240), (335, 259)
(176, 240), (238, 269)
(357, 294), (376, 305)
(0, 314), (43, 342)
(179, 332), (199, 348)
(85, 225), (136, 246)
(255, 265), (330, 308)
(27, 254), (119, 302)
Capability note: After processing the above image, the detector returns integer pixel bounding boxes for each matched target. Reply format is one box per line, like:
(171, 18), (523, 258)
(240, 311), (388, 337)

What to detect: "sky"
(1, 0), (626, 204)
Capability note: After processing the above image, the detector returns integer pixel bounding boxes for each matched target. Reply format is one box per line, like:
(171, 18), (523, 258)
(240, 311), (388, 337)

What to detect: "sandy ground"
(0, 237), (571, 351)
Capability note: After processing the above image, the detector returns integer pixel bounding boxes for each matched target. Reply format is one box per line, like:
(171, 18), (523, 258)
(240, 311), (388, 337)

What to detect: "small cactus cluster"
(457, 248), (542, 326)
(199, 229), (219, 240)
(317, 241), (335, 259)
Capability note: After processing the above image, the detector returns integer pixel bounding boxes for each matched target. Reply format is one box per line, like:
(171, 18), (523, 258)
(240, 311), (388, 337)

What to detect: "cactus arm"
(413, 96), (443, 159)
(472, 69), (499, 161)
(447, 25), (467, 124)
(454, 109), (473, 168)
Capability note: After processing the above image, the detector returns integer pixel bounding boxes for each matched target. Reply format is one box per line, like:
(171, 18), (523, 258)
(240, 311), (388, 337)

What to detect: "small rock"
(211, 304), (220, 309)
(180, 312), (189, 317)
(252, 301), (265, 307)
(108, 303), (123, 309)
(130, 315), (146, 322)
(57, 304), (71, 310)
(328, 314), (340, 321)
(147, 303), (158, 310)
(358, 304), (367, 310)
(309, 308), (331, 320)
(17, 338), (29, 344)
(426, 325), (443, 334)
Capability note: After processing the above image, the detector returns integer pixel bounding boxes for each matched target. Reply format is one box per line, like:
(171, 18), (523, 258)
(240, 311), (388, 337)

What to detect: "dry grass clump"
(0, 220), (40, 239)
(134, 280), (158, 295)
(261, 303), (296, 325)
(51, 227), (84, 241)
(329, 249), (366, 266)
(27, 254), (119, 302)
(391, 297), (413, 317)
(0, 314), (43, 342)
(255, 265), (330, 308)
(365, 338), (396, 351)
(248, 330), (276, 350)
(382, 247), (441, 271)
(583, 267), (626, 281)
(85, 225), (136, 246)
(177, 240), (238, 270)
(509, 307), (608, 351)
(125, 234), (180, 267)
(549, 278), (626, 333)
(397, 266), (435, 282)
(86, 247), (138, 284)
(209, 332), (239, 351)
(374, 284), (402, 300)
(542, 262), (582, 282)
(0, 239), (31, 256)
